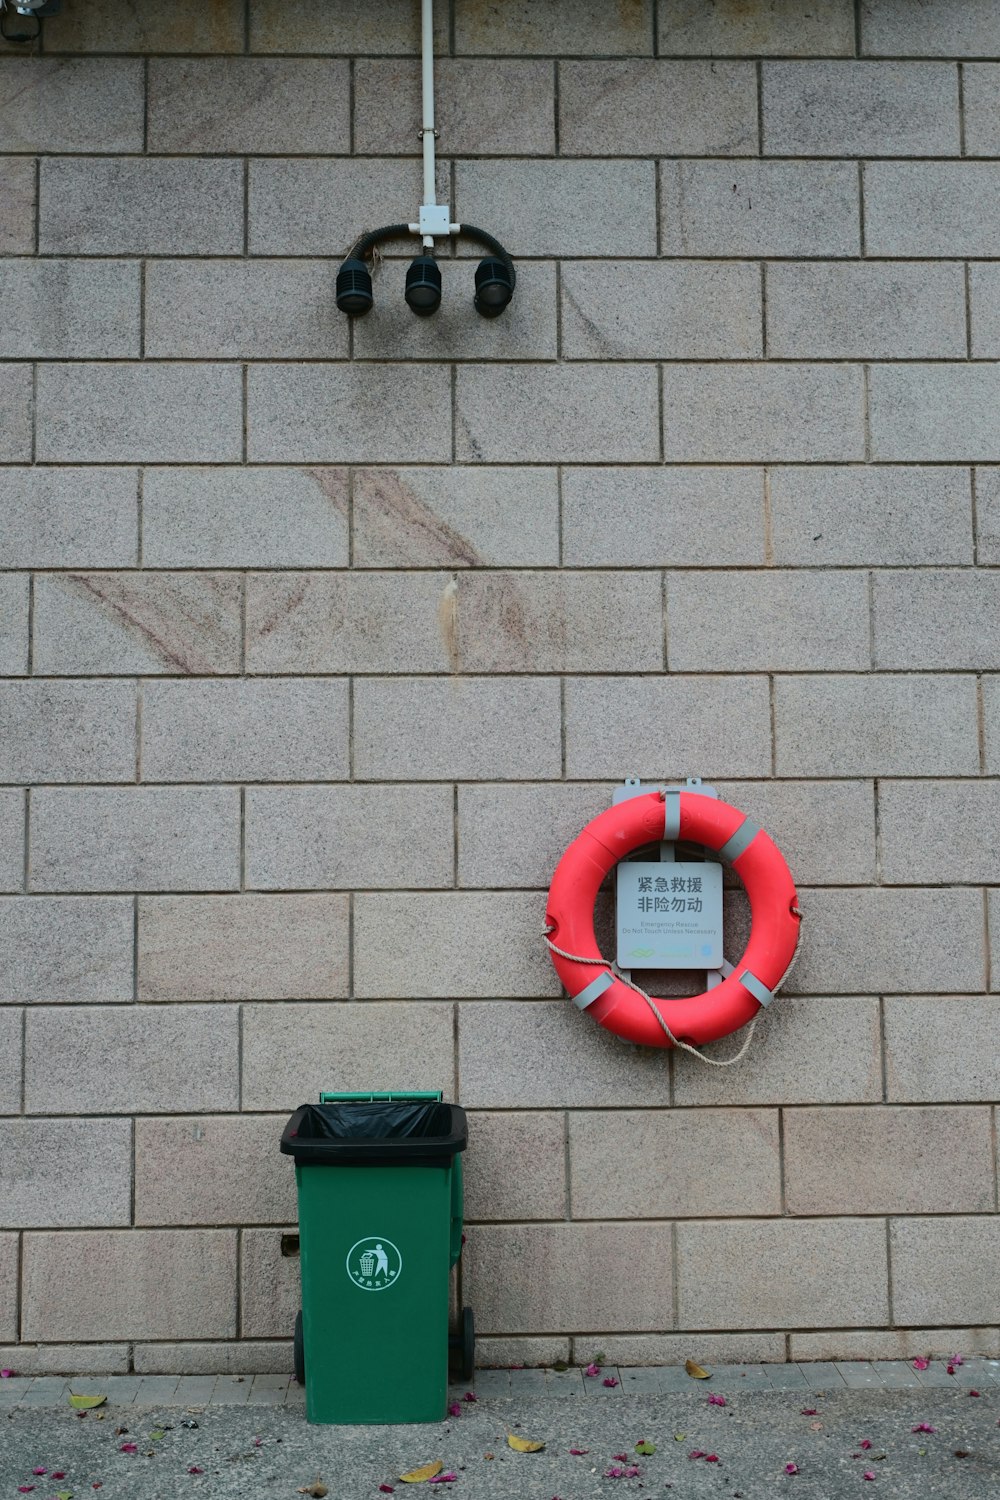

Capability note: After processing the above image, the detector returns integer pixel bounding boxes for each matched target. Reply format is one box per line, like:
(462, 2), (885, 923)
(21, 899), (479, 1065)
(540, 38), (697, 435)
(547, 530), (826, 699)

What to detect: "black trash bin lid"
(280, 1100), (467, 1166)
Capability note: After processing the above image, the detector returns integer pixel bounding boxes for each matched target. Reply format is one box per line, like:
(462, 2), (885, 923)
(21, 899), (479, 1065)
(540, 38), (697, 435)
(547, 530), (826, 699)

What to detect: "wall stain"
(438, 576), (460, 673)
(249, 575), (310, 642)
(65, 573), (238, 675)
(303, 466), (349, 516)
(358, 469), (483, 567)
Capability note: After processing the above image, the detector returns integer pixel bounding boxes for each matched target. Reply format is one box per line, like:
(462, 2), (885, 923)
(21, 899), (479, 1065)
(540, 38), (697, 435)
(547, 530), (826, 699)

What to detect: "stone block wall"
(1, 0), (999, 1373)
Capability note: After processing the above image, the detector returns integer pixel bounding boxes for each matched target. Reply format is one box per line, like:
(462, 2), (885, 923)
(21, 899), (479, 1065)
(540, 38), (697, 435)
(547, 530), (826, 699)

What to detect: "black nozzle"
(405, 255), (442, 316)
(335, 256), (374, 316)
(474, 256), (515, 318)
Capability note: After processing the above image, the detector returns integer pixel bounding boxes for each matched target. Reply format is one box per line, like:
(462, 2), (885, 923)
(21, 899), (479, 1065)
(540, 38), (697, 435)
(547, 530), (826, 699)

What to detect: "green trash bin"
(280, 1090), (471, 1425)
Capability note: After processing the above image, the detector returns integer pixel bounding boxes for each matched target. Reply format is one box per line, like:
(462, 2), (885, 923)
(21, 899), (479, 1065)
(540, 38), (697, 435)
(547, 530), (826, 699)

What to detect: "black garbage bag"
(281, 1101), (467, 1166)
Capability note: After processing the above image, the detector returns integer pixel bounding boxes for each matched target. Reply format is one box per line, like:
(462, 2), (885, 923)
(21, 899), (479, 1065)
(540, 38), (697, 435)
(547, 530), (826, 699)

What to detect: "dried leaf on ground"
(685, 1359), (711, 1379)
(635, 1441), (656, 1455)
(70, 1394), (106, 1411)
(507, 1432), (546, 1452)
(399, 1462), (444, 1484)
(297, 1483), (329, 1497)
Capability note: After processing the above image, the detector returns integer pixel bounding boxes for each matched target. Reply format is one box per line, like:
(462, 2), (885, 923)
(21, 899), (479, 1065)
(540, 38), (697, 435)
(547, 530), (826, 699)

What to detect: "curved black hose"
(346, 222), (515, 288)
(347, 224), (413, 261)
(454, 224), (516, 288)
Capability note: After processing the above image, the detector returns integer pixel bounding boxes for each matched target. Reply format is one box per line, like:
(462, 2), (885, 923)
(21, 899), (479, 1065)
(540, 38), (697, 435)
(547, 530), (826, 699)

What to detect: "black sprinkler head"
(335, 256), (374, 316)
(474, 256), (515, 318)
(404, 255), (443, 316)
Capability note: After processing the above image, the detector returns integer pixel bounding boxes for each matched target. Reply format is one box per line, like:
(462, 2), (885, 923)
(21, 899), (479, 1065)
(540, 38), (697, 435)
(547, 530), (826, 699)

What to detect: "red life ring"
(544, 790), (800, 1049)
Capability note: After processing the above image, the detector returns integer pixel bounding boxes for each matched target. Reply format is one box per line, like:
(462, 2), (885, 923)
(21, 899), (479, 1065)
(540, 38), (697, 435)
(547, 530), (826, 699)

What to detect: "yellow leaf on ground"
(399, 1461), (444, 1483)
(297, 1484), (328, 1497)
(507, 1432), (546, 1452)
(69, 1393), (107, 1410)
(685, 1359), (711, 1379)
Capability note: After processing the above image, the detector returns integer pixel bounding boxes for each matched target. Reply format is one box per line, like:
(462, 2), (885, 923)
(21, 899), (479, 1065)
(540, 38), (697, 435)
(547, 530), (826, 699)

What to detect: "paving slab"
(507, 1367), (548, 1397)
(796, 1361), (848, 1388)
(544, 1367), (585, 1396)
(837, 1360), (884, 1389)
(584, 1365), (624, 1395)
(174, 1375), (220, 1406)
(765, 1364), (810, 1390)
(211, 1375), (252, 1405)
(620, 1366), (679, 1394)
(874, 1361), (924, 1388)
(916, 1361), (964, 1388)
(63, 1375), (142, 1403)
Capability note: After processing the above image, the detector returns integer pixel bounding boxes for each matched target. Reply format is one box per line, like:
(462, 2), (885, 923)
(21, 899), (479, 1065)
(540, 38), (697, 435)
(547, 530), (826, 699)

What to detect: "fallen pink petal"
(707, 1394), (727, 1406)
(188, 1468), (204, 1476)
(17, 1488), (34, 1494)
(31, 1471), (47, 1478)
(569, 1448), (589, 1456)
(863, 1472), (876, 1481)
(613, 1453), (628, 1462)
(859, 1439), (872, 1450)
(968, 1389), (981, 1397)
(379, 1487), (395, 1494)
(912, 1358), (930, 1371)
(119, 1443), (138, 1454)
(584, 1363), (600, 1377)
(800, 1408), (817, 1416)
(950, 1354), (964, 1367)
(688, 1450), (706, 1460)
(603, 1377), (619, 1387)
(51, 1474), (66, 1481)
(604, 1466), (625, 1479)
(785, 1463), (799, 1475)
(912, 1424), (936, 1434)
(626, 1467), (641, 1478)
(705, 1454), (720, 1463)
(462, 1391), (477, 1402)
(448, 1402), (461, 1417)
(429, 1475), (457, 1485)
(0, 1369), (14, 1379)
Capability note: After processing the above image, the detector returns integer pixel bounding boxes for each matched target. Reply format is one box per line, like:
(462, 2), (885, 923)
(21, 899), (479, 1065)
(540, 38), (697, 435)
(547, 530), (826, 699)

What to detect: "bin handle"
(449, 1156), (464, 1267)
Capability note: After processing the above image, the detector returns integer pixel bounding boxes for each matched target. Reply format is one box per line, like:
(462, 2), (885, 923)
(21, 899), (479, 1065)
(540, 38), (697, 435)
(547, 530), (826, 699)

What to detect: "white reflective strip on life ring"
(663, 790), (681, 841)
(573, 970), (616, 1010)
(739, 969), (775, 1008)
(718, 817), (760, 864)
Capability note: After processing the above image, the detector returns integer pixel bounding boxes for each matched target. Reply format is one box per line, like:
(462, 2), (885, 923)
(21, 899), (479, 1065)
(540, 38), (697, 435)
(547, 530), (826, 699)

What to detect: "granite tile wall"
(1, 0), (998, 1372)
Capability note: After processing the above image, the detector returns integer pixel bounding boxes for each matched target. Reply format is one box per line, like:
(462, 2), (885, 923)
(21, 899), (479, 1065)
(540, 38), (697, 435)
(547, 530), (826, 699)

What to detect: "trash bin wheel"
(294, 1308), (305, 1387)
(449, 1304), (475, 1382)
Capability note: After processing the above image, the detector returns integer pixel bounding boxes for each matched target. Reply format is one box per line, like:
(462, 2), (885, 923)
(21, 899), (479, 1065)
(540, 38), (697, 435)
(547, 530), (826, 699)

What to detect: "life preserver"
(544, 790), (800, 1049)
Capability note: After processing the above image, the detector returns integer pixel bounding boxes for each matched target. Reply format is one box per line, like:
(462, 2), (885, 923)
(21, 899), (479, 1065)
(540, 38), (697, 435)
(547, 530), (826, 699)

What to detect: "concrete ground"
(1, 1362), (998, 1498)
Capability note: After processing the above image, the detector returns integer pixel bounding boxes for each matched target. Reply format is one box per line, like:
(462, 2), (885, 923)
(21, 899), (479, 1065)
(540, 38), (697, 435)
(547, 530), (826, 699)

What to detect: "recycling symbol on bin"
(346, 1236), (403, 1292)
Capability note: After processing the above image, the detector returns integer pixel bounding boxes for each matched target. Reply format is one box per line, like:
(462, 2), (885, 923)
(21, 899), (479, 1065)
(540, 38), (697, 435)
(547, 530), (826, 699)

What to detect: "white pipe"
(421, 0), (436, 209)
